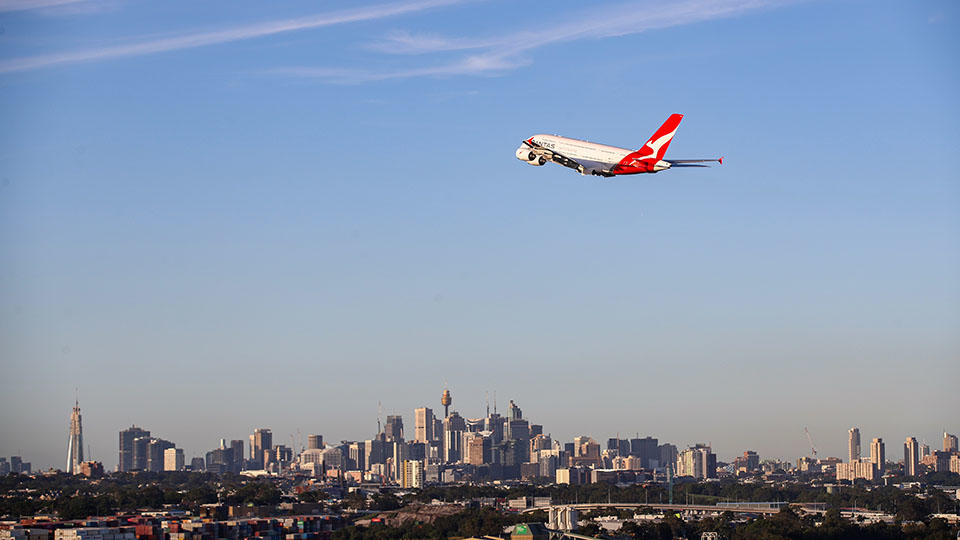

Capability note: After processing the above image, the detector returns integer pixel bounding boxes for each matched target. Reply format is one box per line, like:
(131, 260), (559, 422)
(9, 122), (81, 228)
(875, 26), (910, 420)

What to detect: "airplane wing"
(523, 139), (588, 174)
(667, 157), (723, 166)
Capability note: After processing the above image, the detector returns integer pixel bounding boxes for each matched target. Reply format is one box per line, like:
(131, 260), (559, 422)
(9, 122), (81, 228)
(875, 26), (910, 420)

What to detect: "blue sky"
(1, 0), (958, 471)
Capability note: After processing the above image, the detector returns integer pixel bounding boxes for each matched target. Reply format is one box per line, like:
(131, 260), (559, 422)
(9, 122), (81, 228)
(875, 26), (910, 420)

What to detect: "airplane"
(515, 113), (721, 177)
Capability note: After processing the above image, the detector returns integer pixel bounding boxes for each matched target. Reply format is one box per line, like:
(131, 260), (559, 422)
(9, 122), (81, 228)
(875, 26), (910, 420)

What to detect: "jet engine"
(515, 147), (548, 165)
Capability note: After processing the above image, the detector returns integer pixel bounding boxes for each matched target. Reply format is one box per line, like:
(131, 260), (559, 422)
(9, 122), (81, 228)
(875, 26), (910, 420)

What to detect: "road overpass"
(522, 502), (790, 517)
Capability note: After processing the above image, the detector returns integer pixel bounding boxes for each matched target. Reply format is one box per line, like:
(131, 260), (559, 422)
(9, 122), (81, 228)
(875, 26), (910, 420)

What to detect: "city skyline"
(4, 393), (957, 472)
(2, 1), (959, 474)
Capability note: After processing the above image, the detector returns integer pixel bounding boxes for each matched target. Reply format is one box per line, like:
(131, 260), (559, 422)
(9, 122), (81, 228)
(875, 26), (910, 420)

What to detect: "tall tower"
(66, 400), (84, 474)
(441, 389), (452, 419)
(848, 427), (861, 462)
(870, 437), (885, 474)
(414, 407), (434, 443)
(903, 437), (919, 477)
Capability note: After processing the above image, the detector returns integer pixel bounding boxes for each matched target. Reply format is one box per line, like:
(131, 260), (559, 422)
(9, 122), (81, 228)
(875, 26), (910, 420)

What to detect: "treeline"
(612, 507), (959, 540)
(332, 507), (533, 540)
(0, 472), (283, 520)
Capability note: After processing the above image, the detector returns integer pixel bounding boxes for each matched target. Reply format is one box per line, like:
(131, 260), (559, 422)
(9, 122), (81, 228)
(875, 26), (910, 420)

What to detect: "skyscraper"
(945, 432), (959, 452)
(904, 437), (919, 477)
(443, 412), (466, 463)
(848, 427), (861, 462)
(119, 426), (150, 472)
(66, 400), (84, 474)
(384, 416), (404, 441)
(508, 400), (522, 421)
(414, 407), (434, 443)
(870, 438), (885, 474)
(307, 435), (324, 450)
(230, 440), (245, 471)
(249, 428), (272, 470)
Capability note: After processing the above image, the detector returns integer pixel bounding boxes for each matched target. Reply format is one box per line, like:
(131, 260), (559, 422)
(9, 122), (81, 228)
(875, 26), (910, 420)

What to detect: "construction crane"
(804, 427), (818, 458)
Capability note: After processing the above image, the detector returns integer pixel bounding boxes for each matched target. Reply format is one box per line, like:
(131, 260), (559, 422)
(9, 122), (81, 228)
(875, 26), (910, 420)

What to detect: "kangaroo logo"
(637, 128), (677, 160)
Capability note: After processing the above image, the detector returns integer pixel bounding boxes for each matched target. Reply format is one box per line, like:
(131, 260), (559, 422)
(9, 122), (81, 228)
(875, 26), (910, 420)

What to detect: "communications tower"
(441, 389), (452, 419)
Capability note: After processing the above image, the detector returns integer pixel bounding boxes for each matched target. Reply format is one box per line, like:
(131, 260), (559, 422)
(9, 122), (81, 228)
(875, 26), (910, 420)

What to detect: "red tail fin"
(618, 114), (684, 167)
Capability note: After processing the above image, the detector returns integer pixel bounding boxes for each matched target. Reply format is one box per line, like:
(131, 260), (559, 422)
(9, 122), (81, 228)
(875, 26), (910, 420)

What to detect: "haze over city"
(1, 0), (958, 473)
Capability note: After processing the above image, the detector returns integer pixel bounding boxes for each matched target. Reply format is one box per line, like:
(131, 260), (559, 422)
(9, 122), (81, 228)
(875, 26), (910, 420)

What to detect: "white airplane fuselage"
(515, 134), (673, 176)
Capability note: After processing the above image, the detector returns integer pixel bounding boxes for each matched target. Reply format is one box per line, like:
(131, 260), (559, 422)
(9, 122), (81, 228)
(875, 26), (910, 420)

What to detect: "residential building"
(870, 438), (885, 474)
(848, 427), (861, 462)
(904, 437), (919, 477)
(164, 448), (184, 471)
(401, 460), (424, 488)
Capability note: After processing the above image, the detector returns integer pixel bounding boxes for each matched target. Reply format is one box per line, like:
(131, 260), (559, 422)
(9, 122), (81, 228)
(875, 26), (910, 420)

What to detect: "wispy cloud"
(266, 54), (527, 84)
(0, 0), (91, 12)
(276, 0), (792, 83)
(0, 0), (468, 74)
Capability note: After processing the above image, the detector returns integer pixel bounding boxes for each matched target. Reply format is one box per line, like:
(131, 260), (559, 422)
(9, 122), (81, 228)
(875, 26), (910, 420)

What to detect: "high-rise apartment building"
(307, 435), (324, 450)
(414, 407), (434, 443)
(945, 432), (959, 452)
(164, 448), (184, 471)
(848, 427), (861, 462)
(676, 444), (717, 480)
(903, 437), (919, 477)
(836, 458), (877, 482)
(67, 400), (84, 474)
(118, 426), (150, 472)
(870, 438), (885, 474)
(249, 428), (272, 469)
(401, 460), (424, 488)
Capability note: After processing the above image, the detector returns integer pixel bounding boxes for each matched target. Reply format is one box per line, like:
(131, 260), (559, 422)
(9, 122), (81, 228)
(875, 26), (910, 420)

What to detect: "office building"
(164, 448), (184, 471)
(249, 428), (272, 470)
(348, 441), (365, 471)
(230, 440), (245, 470)
(147, 439), (174, 472)
(870, 438), (885, 474)
(848, 427), (861, 462)
(945, 432), (959, 452)
(66, 400), (84, 475)
(508, 400), (522, 421)
(485, 413), (504, 444)
(414, 407), (434, 443)
(118, 426), (150, 472)
(307, 434), (324, 450)
(365, 437), (387, 470)
(385, 416), (404, 441)
(659, 444), (678, 470)
(904, 437), (919, 477)
(443, 412), (466, 463)
(466, 434), (491, 465)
